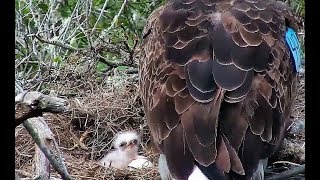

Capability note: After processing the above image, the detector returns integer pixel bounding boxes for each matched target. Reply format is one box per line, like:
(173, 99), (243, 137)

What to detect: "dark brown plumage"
(138, 0), (299, 179)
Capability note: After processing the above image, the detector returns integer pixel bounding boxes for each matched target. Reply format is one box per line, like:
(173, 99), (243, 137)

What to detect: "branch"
(15, 169), (33, 178)
(125, 68), (138, 74)
(56, 115), (89, 150)
(23, 117), (73, 180)
(100, 43), (129, 57)
(15, 81), (24, 95)
(92, 0), (129, 46)
(15, 173), (21, 180)
(98, 54), (129, 68)
(34, 144), (50, 180)
(266, 164), (305, 180)
(107, 0), (129, 31)
(34, 35), (135, 67)
(15, 91), (69, 127)
(34, 35), (79, 51)
(92, 0), (110, 32)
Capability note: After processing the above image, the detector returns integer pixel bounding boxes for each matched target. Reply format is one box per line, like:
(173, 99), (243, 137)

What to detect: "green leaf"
(53, 56), (62, 63)
(22, 7), (30, 16)
(70, 32), (89, 48)
(96, 61), (108, 72)
(116, 66), (128, 71)
(38, 3), (49, 13)
(58, 5), (71, 17)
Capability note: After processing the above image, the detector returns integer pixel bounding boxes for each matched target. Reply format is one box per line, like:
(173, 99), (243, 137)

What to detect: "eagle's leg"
(158, 154), (174, 180)
(250, 158), (268, 180)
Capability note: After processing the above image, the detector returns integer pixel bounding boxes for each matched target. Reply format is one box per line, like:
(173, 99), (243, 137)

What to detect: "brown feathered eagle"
(138, 0), (301, 179)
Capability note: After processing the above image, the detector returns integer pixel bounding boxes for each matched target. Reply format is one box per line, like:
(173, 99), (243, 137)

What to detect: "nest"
(15, 61), (305, 179)
(15, 65), (160, 179)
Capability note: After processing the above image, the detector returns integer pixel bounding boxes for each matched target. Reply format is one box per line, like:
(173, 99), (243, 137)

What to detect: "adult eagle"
(138, 0), (301, 179)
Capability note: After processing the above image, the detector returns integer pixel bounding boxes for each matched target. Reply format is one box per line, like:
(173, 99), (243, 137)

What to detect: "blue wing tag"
(285, 27), (302, 73)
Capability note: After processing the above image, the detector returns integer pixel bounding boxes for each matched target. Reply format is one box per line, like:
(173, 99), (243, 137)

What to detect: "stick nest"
(15, 63), (160, 179)
(15, 60), (305, 179)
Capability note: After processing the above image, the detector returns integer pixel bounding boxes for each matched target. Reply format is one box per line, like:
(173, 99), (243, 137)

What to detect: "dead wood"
(33, 145), (50, 180)
(15, 170), (33, 178)
(15, 91), (69, 127)
(23, 117), (73, 180)
(55, 115), (89, 150)
(15, 173), (21, 180)
(266, 164), (305, 180)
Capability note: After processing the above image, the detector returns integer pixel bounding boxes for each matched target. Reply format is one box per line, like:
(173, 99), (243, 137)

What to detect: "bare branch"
(92, 0), (110, 33)
(15, 169), (33, 178)
(23, 117), (73, 180)
(266, 164), (305, 180)
(15, 91), (69, 127)
(15, 81), (25, 95)
(34, 145), (50, 180)
(15, 173), (21, 180)
(34, 35), (78, 51)
(107, 0), (128, 31)
(98, 54), (132, 69)
(59, 0), (81, 42)
(56, 115), (89, 150)
(125, 68), (138, 74)
(95, 43), (134, 67)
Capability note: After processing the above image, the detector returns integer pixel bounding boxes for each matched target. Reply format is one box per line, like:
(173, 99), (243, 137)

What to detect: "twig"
(92, 0), (110, 33)
(15, 53), (33, 69)
(80, 129), (92, 145)
(34, 145), (50, 180)
(15, 91), (69, 127)
(272, 161), (301, 167)
(95, 43), (135, 68)
(15, 169), (33, 178)
(23, 117), (73, 180)
(125, 68), (138, 74)
(98, 54), (128, 68)
(35, 34), (135, 68)
(34, 35), (78, 51)
(56, 115), (89, 150)
(71, 174), (100, 180)
(59, 0), (81, 42)
(15, 81), (25, 95)
(107, 0), (129, 32)
(95, 43), (131, 60)
(15, 173), (21, 180)
(266, 164), (305, 180)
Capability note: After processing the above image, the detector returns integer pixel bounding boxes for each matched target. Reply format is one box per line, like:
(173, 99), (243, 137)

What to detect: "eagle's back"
(138, 0), (299, 179)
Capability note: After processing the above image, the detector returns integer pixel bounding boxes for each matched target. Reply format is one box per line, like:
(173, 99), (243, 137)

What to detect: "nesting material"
(15, 61), (304, 179)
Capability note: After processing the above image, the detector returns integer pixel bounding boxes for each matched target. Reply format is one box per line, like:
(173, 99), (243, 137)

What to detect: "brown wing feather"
(139, 0), (299, 179)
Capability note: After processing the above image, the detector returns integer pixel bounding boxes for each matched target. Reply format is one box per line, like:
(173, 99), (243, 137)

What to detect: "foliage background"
(15, 0), (304, 94)
(15, 0), (167, 94)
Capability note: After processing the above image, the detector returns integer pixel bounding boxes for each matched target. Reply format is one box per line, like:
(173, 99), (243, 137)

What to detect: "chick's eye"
(132, 140), (138, 144)
(119, 142), (126, 147)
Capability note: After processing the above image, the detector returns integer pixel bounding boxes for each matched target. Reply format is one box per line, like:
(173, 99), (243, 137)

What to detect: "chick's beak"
(127, 142), (135, 148)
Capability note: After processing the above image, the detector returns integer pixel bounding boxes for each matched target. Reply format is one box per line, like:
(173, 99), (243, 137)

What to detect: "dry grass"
(15, 61), (305, 179)
(15, 63), (160, 179)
